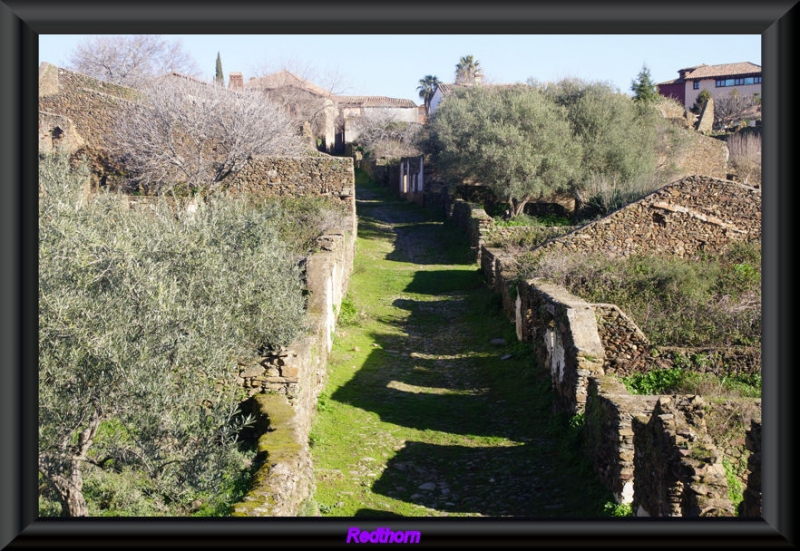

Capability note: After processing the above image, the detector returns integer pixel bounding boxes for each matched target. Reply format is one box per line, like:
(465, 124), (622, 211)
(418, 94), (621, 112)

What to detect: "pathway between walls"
(308, 174), (614, 518)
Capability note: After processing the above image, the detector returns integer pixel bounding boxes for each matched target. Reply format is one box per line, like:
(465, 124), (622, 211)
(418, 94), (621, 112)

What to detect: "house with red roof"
(657, 61), (761, 113)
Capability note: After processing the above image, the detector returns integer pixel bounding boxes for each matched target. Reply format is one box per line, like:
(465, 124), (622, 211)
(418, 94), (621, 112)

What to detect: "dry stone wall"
(593, 304), (652, 375)
(632, 395), (737, 517)
(451, 180), (762, 517)
(517, 280), (605, 414)
(595, 305), (759, 379)
(534, 175), (760, 261)
(673, 132), (729, 180)
(229, 156), (355, 207)
(38, 62), (141, 153)
(584, 377), (660, 504)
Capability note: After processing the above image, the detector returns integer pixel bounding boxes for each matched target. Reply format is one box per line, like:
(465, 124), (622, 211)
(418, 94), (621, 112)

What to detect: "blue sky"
(39, 34), (761, 103)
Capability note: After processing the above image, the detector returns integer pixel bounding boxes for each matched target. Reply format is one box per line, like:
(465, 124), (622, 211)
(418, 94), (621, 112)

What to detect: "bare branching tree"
(111, 75), (306, 194)
(68, 35), (201, 89)
(714, 89), (761, 130)
(349, 112), (422, 159)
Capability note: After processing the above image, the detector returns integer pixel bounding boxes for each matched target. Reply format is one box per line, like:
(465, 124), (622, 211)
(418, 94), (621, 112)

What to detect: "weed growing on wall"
(526, 245), (761, 348)
(622, 368), (760, 398)
(38, 153), (308, 516)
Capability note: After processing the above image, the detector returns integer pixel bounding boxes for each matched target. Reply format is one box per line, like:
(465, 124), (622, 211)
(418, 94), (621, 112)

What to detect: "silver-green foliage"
(539, 78), (660, 214)
(426, 85), (580, 216)
(38, 154), (307, 516)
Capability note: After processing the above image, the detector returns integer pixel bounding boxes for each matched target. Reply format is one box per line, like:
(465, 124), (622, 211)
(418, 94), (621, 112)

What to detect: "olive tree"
(426, 85), (580, 216)
(111, 75), (305, 195)
(541, 79), (659, 214)
(38, 154), (308, 516)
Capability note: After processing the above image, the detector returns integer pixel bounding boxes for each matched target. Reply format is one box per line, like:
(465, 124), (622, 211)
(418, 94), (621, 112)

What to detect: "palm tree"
(455, 55), (482, 85)
(417, 75), (441, 115)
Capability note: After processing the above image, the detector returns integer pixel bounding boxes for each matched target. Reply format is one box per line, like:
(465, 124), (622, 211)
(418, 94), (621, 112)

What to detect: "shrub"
(623, 368), (694, 395)
(39, 153), (307, 516)
(526, 245), (761, 347)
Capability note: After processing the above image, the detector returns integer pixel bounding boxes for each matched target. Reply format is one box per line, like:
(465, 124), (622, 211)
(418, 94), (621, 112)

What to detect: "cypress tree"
(215, 52), (224, 86)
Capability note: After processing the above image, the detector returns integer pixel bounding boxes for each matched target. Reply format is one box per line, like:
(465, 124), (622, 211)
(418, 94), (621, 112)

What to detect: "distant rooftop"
(658, 62), (762, 85)
(684, 62), (761, 79)
(244, 70), (334, 97)
(337, 96), (417, 108)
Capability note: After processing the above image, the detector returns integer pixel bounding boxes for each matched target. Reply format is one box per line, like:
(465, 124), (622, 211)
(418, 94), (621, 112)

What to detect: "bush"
(250, 194), (352, 253)
(526, 245), (761, 347)
(623, 368), (695, 395)
(39, 153), (308, 516)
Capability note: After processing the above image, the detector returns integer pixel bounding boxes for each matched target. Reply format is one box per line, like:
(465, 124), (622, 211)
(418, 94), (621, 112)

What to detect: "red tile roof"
(684, 62), (761, 80)
(336, 96), (417, 108)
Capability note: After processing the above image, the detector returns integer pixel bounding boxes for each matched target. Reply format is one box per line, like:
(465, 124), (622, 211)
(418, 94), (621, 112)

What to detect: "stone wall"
(593, 304), (652, 374)
(594, 304), (759, 379)
(229, 155), (356, 234)
(673, 132), (729, 180)
(38, 111), (85, 154)
(534, 175), (760, 261)
(696, 96), (716, 134)
(516, 280), (605, 415)
(232, 224), (356, 517)
(584, 377), (660, 504)
(38, 62), (141, 153)
(632, 395), (737, 517)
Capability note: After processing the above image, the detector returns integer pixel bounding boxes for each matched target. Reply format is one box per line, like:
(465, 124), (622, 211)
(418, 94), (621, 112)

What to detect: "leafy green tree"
(215, 52), (224, 85)
(630, 64), (659, 104)
(427, 85), (580, 216)
(541, 78), (659, 213)
(691, 88), (712, 114)
(38, 154), (309, 516)
(455, 55), (482, 84)
(417, 74), (441, 115)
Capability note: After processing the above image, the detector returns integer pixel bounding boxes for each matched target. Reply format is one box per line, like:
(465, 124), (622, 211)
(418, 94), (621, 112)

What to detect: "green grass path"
(308, 171), (615, 518)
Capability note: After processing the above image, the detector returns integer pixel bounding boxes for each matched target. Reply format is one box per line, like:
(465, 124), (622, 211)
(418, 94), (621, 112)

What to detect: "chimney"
(228, 72), (243, 90)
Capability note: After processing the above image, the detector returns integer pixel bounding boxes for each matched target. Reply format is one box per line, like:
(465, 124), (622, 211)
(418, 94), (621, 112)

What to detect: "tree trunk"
(41, 461), (89, 517)
(511, 196), (530, 217)
(40, 408), (99, 517)
(62, 465), (89, 517)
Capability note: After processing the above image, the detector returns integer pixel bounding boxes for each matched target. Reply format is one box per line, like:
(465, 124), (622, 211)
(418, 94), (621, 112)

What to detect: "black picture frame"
(2, 1), (795, 547)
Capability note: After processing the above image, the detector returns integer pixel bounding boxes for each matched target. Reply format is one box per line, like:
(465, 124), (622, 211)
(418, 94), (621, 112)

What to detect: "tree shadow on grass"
(370, 440), (598, 518)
